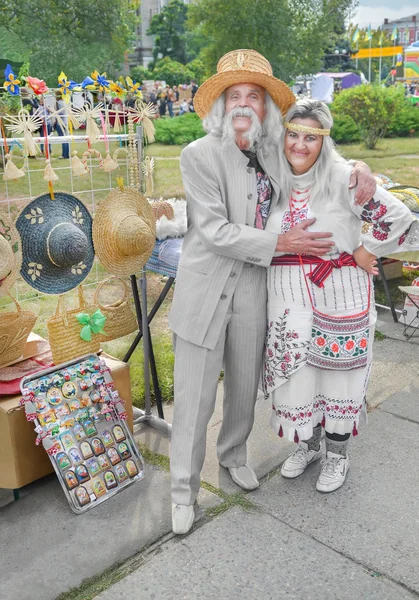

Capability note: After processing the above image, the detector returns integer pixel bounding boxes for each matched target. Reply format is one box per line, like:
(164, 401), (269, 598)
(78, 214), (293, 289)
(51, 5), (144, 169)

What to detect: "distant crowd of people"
(146, 81), (199, 118)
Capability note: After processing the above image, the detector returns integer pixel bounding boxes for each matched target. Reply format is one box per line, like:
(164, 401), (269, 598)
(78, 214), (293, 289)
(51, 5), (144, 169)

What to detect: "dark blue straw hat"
(15, 192), (94, 294)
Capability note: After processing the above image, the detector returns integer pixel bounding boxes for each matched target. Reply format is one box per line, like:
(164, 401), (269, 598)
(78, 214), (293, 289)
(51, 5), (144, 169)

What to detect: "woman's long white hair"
(277, 99), (342, 206)
(202, 91), (283, 153)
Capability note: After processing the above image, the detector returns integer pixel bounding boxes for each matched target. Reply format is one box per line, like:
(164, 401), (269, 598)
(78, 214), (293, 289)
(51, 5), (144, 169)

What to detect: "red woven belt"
(270, 252), (357, 288)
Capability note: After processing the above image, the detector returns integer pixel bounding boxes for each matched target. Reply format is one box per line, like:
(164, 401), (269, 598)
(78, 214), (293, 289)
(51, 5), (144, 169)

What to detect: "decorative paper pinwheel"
(126, 76), (142, 98)
(57, 71), (78, 102)
(4, 64), (20, 96)
(76, 309), (106, 342)
(109, 80), (126, 98)
(91, 70), (110, 92)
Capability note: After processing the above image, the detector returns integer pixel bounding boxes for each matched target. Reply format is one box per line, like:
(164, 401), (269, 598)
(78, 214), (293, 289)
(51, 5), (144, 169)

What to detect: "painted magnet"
(75, 486), (91, 506)
(103, 470), (118, 490)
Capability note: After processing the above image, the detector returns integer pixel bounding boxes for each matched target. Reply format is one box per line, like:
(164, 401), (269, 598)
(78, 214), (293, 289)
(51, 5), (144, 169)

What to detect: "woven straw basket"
(0, 296), (37, 368)
(47, 286), (100, 365)
(93, 277), (138, 342)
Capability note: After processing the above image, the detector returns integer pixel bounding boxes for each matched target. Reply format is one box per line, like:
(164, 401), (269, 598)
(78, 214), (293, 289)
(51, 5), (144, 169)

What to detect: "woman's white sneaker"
(316, 451), (349, 493)
(281, 442), (322, 479)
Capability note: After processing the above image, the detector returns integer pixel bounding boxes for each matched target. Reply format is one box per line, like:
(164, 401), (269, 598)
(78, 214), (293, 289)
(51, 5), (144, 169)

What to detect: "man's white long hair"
(277, 99), (342, 206)
(202, 92), (283, 153)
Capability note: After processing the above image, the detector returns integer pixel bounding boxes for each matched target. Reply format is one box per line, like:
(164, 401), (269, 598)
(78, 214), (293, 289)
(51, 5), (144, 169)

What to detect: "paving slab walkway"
(97, 401), (419, 600)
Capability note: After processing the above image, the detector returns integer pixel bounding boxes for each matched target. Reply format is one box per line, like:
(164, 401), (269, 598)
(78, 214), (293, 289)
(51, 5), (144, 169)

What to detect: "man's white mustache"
(231, 107), (256, 118)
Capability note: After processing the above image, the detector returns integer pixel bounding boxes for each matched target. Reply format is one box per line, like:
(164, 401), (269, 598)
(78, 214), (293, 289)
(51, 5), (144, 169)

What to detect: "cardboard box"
(377, 258), (403, 281)
(0, 353), (133, 490)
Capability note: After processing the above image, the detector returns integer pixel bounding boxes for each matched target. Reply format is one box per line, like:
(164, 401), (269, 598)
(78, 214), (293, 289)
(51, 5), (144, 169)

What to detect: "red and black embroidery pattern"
(398, 223), (413, 246)
(263, 308), (308, 392)
(360, 198), (393, 241)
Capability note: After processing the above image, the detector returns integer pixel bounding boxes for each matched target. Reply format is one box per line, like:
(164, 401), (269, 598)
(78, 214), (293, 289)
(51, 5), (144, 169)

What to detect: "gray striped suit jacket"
(169, 133), (281, 350)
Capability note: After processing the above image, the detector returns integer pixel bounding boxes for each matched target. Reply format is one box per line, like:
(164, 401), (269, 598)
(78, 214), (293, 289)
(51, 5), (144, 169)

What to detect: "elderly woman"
(264, 99), (415, 493)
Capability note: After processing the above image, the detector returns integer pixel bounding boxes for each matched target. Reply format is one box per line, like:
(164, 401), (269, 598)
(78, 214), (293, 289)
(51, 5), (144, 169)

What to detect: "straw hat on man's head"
(93, 187), (156, 277)
(193, 49), (295, 118)
(0, 214), (22, 297)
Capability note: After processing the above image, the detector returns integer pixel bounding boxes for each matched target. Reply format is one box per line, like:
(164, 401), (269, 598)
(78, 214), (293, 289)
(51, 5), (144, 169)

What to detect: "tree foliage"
(332, 84), (406, 148)
(187, 0), (358, 81)
(147, 0), (190, 64)
(151, 57), (194, 87)
(0, 0), (139, 84)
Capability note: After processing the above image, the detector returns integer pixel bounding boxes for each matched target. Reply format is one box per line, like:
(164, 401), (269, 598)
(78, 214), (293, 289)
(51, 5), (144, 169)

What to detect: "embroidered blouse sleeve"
(349, 184), (415, 257)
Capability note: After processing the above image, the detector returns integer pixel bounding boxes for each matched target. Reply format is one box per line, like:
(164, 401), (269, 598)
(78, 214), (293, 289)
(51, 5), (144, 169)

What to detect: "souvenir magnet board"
(21, 354), (144, 514)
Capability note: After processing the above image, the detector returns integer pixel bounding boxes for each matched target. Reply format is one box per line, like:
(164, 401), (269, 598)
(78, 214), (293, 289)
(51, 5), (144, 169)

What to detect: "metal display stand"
(123, 270), (172, 436)
(376, 257), (399, 323)
(122, 124), (172, 436)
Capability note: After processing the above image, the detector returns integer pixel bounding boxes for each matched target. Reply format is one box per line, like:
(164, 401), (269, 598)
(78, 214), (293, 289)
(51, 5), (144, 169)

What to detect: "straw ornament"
(43, 159), (59, 183)
(93, 187), (156, 277)
(193, 49), (296, 118)
(127, 100), (156, 144)
(73, 103), (104, 144)
(72, 150), (89, 176)
(82, 149), (104, 173)
(5, 109), (43, 156)
(113, 147), (129, 168)
(151, 200), (175, 221)
(141, 156), (155, 196)
(53, 102), (81, 133)
(0, 213), (22, 297)
(127, 115), (140, 188)
(3, 154), (25, 181)
(102, 151), (119, 173)
(113, 106), (122, 133)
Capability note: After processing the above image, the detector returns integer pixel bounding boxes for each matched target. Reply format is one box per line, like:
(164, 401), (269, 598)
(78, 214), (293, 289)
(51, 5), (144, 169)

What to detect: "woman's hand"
(353, 245), (378, 276)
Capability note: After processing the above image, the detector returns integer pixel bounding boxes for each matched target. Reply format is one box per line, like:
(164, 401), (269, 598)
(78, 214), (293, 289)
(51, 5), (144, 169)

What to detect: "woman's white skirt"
(264, 264), (376, 442)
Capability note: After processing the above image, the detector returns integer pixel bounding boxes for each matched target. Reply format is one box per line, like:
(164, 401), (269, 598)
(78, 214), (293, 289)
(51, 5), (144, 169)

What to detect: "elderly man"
(169, 49), (375, 534)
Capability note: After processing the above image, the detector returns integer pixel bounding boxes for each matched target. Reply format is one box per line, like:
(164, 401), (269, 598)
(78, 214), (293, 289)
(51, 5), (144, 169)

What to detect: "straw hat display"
(0, 213), (22, 297)
(93, 186), (156, 277)
(193, 49), (295, 118)
(15, 192), (94, 294)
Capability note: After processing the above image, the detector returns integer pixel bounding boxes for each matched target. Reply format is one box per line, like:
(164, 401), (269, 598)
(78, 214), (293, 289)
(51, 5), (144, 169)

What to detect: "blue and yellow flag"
(364, 25), (372, 41)
(391, 26), (398, 41)
(352, 26), (360, 43)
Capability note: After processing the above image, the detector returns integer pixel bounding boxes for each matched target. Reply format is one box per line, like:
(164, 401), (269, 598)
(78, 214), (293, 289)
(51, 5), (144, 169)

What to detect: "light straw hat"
(15, 192), (94, 294)
(193, 49), (296, 118)
(92, 187), (156, 277)
(0, 214), (22, 297)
